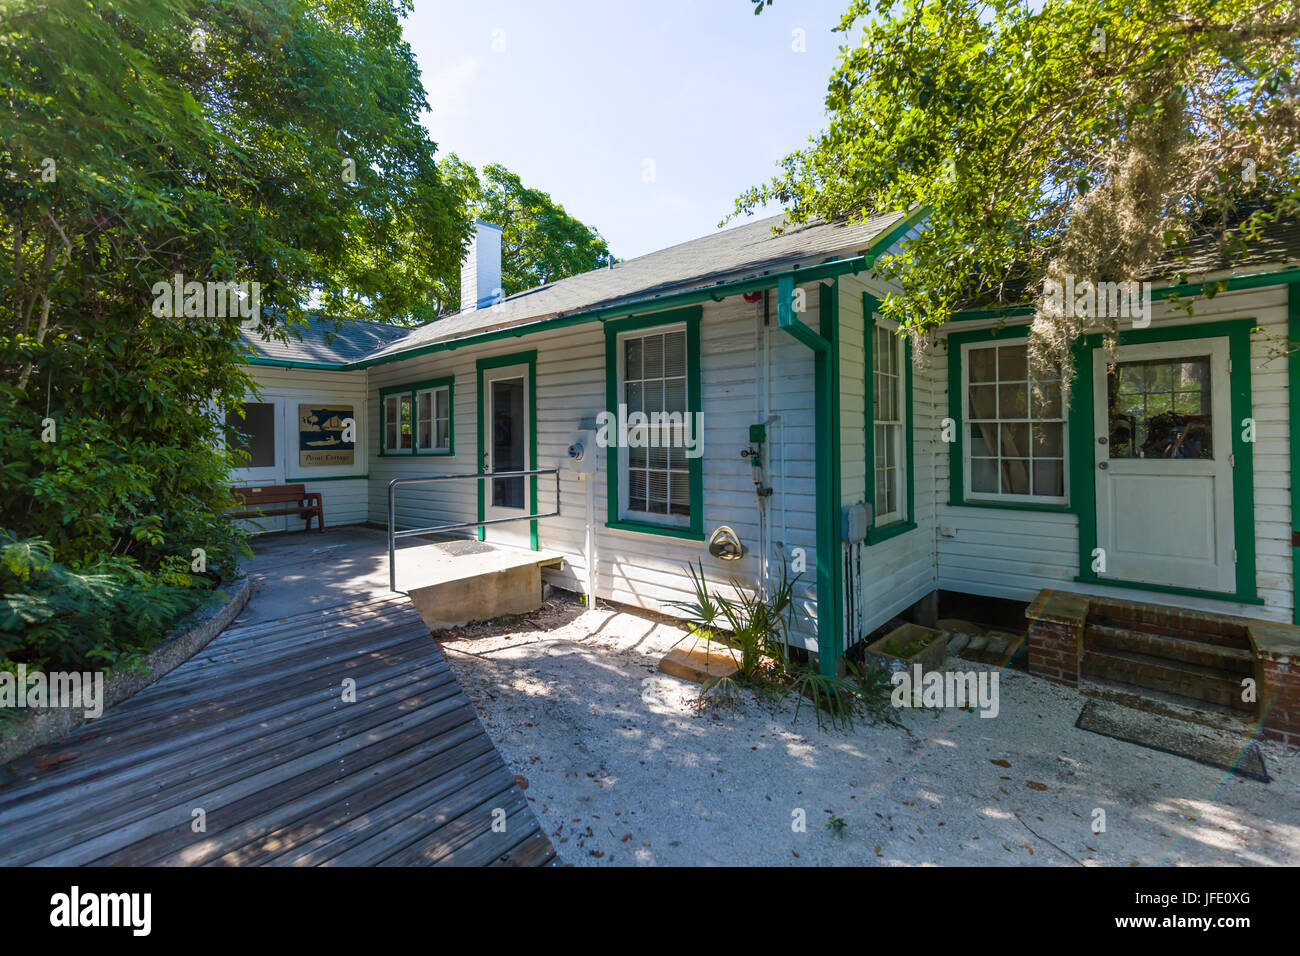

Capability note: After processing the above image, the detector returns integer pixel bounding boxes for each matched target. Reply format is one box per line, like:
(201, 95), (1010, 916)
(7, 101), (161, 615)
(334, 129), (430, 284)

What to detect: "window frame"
(862, 298), (916, 544)
(603, 307), (704, 541)
(225, 400), (279, 474)
(379, 376), (455, 457)
(959, 337), (1069, 507)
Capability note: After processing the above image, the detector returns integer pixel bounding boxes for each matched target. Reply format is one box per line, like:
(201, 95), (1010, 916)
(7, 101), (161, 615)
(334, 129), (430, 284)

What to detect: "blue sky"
(405, 0), (855, 260)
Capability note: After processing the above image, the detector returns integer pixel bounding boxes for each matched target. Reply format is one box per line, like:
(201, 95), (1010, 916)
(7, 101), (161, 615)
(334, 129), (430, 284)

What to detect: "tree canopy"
(428, 156), (614, 315)
(0, 0), (466, 666)
(739, 0), (1299, 376)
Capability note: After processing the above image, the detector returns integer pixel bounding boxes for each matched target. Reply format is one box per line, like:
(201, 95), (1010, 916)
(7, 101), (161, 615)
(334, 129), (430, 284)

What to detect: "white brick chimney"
(460, 220), (503, 312)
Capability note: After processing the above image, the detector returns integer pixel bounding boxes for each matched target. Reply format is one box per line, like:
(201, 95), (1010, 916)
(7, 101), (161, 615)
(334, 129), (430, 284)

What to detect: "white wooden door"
(1092, 337), (1234, 592)
(481, 364), (531, 549)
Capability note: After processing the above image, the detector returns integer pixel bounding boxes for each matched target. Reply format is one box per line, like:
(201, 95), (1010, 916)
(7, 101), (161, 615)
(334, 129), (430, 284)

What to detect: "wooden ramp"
(0, 595), (553, 866)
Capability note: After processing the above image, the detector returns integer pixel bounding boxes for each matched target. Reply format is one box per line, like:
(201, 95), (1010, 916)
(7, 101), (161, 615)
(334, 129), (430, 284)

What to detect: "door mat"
(1075, 698), (1269, 783)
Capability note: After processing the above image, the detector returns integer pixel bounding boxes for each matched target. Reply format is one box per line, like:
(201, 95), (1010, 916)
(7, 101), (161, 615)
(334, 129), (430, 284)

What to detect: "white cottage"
(234, 211), (1300, 746)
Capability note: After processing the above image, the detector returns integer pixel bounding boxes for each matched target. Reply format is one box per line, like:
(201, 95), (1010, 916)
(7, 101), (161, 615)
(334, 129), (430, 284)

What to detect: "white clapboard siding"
(930, 282), (1293, 623)
(365, 289), (824, 647)
(235, 366), (370, 527)
(838, 273), (940, 645)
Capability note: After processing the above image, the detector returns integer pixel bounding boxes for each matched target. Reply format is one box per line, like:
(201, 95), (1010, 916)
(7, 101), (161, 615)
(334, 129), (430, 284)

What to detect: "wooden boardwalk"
(0, 594), (553, 866)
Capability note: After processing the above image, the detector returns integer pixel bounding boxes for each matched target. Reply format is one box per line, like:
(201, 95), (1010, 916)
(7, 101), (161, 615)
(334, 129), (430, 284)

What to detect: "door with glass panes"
(1091, 337), (1234, 592)
(480, 363), (531, 549)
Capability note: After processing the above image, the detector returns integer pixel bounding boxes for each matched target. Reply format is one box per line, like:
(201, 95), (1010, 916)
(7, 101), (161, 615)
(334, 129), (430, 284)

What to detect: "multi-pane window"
(873, 324), (905, 524)
(965, 341), (1067, 502)
(621, 325), (690, 522)
(416, 385), (451, 453)
(383, 393), (413, 453)
(382, 378), (453, 455)
(1107, 357), (1212, 460)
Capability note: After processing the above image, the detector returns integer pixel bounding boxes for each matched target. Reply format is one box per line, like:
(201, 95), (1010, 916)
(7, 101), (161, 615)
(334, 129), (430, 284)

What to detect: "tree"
(0, 0), (466, 663)
(738, 0), (1300, 381)
(426, 156), (613, 315)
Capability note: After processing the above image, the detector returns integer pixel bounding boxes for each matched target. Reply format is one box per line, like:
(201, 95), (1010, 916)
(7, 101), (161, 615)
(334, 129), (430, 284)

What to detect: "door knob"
(1098, 461), (1108, 470)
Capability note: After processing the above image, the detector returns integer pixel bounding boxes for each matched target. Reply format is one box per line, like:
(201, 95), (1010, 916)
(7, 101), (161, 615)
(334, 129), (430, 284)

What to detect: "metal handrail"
(387, 469), (561, 592)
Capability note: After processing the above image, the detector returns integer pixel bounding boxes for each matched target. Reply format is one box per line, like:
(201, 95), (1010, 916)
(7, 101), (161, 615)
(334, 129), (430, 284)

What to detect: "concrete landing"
(402, 541), (564, 632)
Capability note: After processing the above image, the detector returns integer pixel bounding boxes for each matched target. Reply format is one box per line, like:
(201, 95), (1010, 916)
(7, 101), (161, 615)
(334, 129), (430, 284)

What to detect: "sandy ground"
(437, 595), (1300, 867)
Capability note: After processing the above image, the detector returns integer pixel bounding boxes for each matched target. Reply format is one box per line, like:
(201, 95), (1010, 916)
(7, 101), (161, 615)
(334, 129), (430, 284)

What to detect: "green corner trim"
(475, 350), (538, 549)
(1291, 282), (1300, 624)
(818, 280), (844, 673)
(603, 307), (704, 541)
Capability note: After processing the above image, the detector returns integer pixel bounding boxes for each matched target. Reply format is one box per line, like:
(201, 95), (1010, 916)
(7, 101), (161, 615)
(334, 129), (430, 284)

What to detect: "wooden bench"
(229, 483), (324, 532)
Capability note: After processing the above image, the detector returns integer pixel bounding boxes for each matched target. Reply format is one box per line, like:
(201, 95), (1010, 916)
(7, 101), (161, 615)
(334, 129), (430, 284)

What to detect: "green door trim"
(946, 318), (1263, 604)
(475, 350), (539, 550)
(1072, 319), (1260, 604)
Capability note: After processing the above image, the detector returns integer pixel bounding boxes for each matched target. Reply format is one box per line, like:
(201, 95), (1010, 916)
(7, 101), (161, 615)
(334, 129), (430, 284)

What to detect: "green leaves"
(1, 0), (464, 628)
(735, 0), (1300, 333)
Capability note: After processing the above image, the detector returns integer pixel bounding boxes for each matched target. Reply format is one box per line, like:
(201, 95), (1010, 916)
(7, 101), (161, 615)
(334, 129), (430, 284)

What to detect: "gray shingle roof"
(1150, 217), (1300, 277)
(239, 313), (412, 366)
(240, 210), (911, 367)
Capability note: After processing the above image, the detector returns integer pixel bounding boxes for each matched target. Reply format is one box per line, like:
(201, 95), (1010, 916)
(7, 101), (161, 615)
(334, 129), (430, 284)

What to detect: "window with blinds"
(621, 325), (691, 522)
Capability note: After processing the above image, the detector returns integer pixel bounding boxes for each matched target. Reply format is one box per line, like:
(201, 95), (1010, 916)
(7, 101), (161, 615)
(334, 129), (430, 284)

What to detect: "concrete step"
(1081, 648), (1254, 712)
(1086, 623), (1254, 675)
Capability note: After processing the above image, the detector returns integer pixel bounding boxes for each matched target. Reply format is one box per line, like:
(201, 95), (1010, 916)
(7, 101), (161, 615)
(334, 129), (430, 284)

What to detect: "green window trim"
(862, 293), (916, 544)
(378, 376), (455, 457)
(945, 325), (1076, 513)
(603, 306), (704, 541)
(946, 317), (1261, 605)
(475, 350), (539, 550)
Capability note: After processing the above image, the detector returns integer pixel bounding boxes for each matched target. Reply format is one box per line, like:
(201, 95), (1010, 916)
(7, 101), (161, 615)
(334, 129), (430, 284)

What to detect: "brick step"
(1081, 648), (1255, 713)
(1085, 623), (1255, 675)
(1089, 605), (1251, 651)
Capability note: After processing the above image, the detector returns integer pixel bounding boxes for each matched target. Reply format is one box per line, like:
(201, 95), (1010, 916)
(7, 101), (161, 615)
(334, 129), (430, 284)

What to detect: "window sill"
(949, 497), (1073, 514)
(379, 450), (455, 458)
(605, 519), (705, 542)
(865, 520), (917, 545)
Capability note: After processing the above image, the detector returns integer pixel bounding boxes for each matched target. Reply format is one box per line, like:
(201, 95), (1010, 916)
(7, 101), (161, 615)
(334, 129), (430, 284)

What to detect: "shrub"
(0, 531), (210, 674)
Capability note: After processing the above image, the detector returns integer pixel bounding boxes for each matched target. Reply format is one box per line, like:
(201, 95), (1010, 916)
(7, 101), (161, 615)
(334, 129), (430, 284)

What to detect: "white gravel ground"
(437, 596), (1300, 867)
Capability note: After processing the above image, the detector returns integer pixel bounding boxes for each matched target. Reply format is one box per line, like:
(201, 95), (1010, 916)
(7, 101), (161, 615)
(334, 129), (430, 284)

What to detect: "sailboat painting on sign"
(298, 403), (355, 467)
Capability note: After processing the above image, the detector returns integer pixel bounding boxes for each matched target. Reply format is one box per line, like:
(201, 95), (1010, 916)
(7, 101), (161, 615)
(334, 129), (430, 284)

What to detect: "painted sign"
(298, 404), (355, 467)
